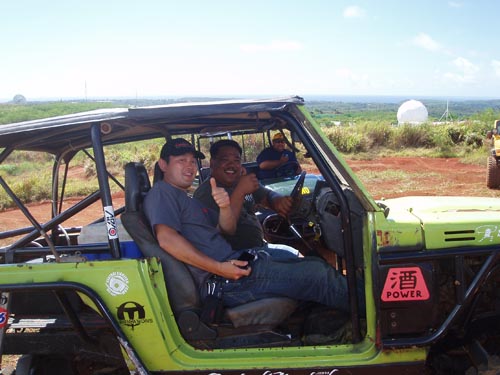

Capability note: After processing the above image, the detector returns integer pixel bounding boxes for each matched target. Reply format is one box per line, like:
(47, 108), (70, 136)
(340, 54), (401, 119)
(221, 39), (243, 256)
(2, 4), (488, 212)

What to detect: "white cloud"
(448, 1), (463, 8)
(239, 40), (303, 53)
(335, 68), (369, 87)
(343, 5), (366, 19)
(492, 60), (500, 78)
(453, 57), (479, 74)
(413, 33), (441, 51)
(443, 57), (479, 83)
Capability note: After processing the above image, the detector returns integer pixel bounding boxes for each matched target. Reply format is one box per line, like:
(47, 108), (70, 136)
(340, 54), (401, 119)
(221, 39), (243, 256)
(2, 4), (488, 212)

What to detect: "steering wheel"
(288, 171), (307, 215)
(262, 171), (307, 243)
(275, 161), (300, 178)
(262, 171), (312, 251)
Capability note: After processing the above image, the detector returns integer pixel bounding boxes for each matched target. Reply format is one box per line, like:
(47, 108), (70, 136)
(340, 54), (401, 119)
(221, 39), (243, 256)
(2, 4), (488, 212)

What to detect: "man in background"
(257, 133), (302, 179)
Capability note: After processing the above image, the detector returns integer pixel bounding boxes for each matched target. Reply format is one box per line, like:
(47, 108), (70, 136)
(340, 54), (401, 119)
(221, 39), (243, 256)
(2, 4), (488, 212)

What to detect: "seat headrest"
(153, 161), (163, 184)
(124, 162), (151, 213)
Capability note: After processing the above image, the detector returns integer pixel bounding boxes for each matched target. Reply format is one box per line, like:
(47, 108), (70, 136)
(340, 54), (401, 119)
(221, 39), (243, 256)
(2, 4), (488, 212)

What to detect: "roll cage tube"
(274, 111), (362, 343)
(0, 176), (61, 263)
(90, 123), (121, 258)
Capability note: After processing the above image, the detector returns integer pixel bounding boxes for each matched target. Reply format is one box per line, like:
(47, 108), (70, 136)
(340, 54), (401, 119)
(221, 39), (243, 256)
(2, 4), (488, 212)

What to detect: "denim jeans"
(221, 249), (364, 313)
(264, 243), (299, 258)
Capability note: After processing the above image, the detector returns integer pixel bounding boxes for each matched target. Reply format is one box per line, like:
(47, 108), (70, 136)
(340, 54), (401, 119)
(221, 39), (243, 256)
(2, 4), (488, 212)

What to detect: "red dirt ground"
(0, 157), (498, 233)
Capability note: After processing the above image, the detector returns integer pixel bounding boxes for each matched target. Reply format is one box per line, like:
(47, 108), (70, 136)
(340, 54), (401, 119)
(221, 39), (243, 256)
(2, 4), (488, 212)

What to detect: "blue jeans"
(263, 243), (299, 258)
(221, 249), (364, 313)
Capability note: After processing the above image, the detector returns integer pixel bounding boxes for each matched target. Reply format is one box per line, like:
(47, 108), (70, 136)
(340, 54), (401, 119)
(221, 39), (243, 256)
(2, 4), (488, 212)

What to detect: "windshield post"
(90, 123), (121, 259)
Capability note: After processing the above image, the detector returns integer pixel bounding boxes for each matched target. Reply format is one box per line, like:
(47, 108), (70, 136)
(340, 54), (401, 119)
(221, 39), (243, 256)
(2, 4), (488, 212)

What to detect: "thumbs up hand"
(210, 177), (231, 209)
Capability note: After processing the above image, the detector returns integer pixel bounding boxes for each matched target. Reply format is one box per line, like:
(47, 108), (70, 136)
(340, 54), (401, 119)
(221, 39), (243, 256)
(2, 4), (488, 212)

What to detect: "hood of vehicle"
(263, 174), (323, 196)
(381, 196), (500, 249)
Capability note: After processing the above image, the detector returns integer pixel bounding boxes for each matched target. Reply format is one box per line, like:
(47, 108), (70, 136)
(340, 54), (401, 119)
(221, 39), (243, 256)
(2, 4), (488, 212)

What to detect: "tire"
(15, 354), (75, 375)
(486, 156), (500, 189)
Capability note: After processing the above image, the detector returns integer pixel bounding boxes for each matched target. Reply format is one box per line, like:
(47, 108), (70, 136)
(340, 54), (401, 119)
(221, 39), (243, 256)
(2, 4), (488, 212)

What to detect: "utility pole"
(439, 100), (453, 122)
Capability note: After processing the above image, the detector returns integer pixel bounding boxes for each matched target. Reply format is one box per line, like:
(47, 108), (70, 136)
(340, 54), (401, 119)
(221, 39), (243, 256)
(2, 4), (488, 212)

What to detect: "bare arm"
(230, 170), (260, 218)
(258, 154), (289, 170)
(155, 223), (250, 279)
(261, 191), (293, 217)
(210, 177), (236, 235)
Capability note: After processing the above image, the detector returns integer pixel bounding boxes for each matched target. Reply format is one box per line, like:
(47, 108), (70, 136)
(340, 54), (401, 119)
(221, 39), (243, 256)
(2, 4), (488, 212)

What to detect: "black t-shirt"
(194, 179), (268, 250)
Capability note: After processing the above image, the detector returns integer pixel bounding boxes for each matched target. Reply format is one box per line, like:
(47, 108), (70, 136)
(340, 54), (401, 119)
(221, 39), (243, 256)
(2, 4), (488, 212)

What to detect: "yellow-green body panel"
(0, 258), (427, 371)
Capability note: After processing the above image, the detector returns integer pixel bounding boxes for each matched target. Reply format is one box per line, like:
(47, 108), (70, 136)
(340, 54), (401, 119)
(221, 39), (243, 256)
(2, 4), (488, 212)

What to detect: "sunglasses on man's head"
(273, 139), (285, 143)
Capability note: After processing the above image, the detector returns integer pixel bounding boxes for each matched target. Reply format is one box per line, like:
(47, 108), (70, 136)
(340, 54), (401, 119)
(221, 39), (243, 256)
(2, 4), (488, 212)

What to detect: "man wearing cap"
(144, 138), (363, 312)
(256, 133), (302, 179)
(193, 139), (298, 256)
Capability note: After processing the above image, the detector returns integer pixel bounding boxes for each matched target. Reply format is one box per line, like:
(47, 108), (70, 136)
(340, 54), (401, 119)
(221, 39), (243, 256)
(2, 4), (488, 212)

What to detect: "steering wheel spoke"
(288, 171), (306, 217)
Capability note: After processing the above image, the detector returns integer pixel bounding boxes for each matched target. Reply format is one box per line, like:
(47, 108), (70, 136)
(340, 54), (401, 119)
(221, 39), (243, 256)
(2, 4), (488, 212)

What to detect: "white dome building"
(397, 100), (428, 124)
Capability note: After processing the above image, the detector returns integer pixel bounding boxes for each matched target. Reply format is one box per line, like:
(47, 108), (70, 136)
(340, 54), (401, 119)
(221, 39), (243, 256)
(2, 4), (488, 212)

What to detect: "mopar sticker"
(117, 301), (153, 329)
(106, 272), (129, 296)
(381, 266), (430, 302)
(104, 205), (119, 239)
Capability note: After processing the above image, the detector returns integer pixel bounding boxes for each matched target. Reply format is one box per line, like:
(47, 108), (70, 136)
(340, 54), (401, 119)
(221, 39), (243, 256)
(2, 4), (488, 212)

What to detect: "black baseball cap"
(160, 138), (205, 160)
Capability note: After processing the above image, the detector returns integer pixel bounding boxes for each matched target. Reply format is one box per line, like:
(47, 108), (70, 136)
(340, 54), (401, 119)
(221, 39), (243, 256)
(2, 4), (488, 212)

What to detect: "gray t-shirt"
(194, 179), (268, 250)
(143, 180), (234, 288)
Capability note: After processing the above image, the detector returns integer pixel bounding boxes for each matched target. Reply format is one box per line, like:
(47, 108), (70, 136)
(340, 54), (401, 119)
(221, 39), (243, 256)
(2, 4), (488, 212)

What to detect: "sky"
(2, 0), (500, 102)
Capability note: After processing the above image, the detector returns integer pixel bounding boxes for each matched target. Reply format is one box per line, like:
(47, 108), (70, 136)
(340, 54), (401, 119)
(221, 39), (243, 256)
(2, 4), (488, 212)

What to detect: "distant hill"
(1, 96), (500, 125)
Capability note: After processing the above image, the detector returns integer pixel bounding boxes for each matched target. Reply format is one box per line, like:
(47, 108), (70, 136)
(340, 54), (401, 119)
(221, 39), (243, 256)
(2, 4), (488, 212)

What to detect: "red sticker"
(0, 307), (9, 328)
(381, 267), (430, 302)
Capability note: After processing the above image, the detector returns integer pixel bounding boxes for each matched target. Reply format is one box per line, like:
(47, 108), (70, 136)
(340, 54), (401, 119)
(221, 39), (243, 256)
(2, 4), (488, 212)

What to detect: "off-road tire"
(14, 354), (76, 375)
(486, 156), (500, 188)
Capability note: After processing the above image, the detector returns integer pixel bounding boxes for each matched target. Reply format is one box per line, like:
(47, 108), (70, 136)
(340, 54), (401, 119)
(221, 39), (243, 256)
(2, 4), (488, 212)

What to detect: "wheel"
(15, 354), (76, 375)
(486, 156), (500, 188)
(262, 172), (307, 244)
(288, 171), (307, 216)
(275, 161), (300, 178)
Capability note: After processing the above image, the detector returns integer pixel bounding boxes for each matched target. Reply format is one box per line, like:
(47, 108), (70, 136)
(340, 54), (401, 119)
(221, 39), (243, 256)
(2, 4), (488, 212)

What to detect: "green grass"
(0, 102), (120, 125)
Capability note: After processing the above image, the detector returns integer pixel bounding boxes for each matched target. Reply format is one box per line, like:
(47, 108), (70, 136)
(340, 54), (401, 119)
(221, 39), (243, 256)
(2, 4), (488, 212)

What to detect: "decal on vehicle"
(106, 271), (129, 296)
(0, 307), (8, 328)
(376, 230), (391, 246)
(381, 266), (430, 302)
(117, 301), (153, 329)
(207, 371), (341, 375)
(301, 186), (310, 194)
(104, 205), (119, 239)
(476, 225), (499, 242)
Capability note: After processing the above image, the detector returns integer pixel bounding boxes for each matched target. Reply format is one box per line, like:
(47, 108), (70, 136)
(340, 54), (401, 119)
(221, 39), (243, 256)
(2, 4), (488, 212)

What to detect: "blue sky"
(2, 0), (500, 101)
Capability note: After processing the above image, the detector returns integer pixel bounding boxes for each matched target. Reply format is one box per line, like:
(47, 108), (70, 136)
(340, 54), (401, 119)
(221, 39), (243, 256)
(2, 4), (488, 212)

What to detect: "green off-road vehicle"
(486, 120), (500, 188)
(0, 97), (499, 374)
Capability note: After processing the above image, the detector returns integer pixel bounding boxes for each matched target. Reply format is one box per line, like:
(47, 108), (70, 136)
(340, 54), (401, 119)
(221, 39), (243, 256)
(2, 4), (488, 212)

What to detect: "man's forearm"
(155, 224), (221, 273)
(259, 159), (282, 170)
(155, 223), (250, 280)
(229, 186), (247, 219)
